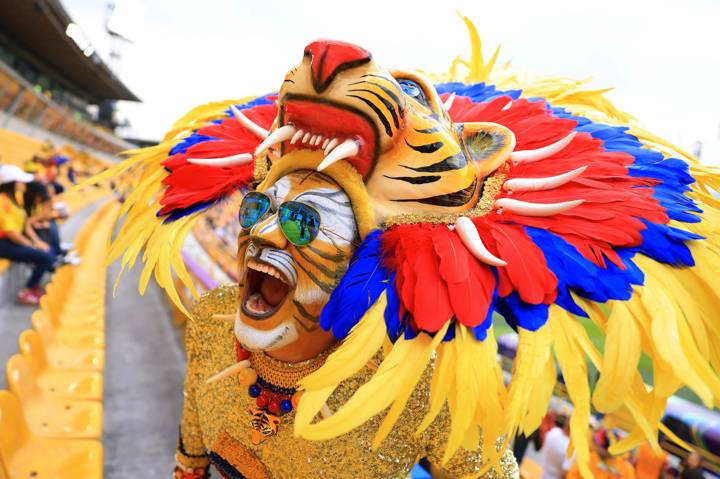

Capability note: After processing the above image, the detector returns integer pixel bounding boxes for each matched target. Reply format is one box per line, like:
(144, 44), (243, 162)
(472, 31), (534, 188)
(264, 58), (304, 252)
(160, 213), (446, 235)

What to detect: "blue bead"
(248, 384), (261, 398)
(280, 399), (293, 412)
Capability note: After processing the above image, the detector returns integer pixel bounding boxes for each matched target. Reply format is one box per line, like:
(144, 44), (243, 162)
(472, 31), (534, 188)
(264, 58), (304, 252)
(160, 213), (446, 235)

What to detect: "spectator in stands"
(635, 441), (668, 479)
(680, 452), (705, 479)
(567, 428), (636, 479)
(540, 412), (572, 479)
(0, 165), (55, 304)
(23, 181), (80, 266)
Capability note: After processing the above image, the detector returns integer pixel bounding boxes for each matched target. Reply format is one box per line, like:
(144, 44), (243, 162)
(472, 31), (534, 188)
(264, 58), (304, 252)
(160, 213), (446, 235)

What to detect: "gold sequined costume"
(176, 286), (518, 478)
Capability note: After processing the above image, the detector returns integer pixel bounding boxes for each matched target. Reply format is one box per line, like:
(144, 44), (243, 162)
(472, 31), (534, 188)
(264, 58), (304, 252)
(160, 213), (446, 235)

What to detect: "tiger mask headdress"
(260, 39), (515, 221)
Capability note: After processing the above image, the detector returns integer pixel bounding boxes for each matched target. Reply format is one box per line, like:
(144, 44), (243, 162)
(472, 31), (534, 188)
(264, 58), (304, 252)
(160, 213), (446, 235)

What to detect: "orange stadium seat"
(18, 330), (102, 400)
(30, 312), (104, 371)
(5, 354), (102, 439)
(0, 390), (102, 479)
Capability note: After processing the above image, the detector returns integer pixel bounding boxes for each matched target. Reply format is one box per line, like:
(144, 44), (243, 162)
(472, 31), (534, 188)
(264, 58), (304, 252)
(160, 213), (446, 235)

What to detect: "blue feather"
(384, 273), (405, 342)
(497, 293), (549, 332)
(320, 230), (389, 340)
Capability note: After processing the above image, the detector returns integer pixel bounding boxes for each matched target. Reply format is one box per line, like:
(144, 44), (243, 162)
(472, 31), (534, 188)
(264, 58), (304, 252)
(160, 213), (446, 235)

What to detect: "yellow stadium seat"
(18, 331), (102, 400)
(31, 310), (104, 349)
(520, 457), (543, 479)
(30, 312), (104, 371)
(6, 355), (102, 439)
(39, 294), (105, 332)
(0, 390), (102, 479)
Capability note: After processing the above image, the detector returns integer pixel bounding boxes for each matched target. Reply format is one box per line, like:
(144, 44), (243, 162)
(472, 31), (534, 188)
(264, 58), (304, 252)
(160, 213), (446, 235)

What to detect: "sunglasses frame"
(239, 191), (323, 247)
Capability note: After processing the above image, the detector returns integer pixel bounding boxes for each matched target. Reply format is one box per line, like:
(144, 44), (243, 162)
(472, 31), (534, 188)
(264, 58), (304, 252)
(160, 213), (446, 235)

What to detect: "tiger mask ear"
(458, 122), (516, 178)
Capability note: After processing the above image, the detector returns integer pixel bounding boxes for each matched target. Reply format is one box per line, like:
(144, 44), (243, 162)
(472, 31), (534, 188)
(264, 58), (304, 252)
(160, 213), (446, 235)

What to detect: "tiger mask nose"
(303, 40), (372, 93)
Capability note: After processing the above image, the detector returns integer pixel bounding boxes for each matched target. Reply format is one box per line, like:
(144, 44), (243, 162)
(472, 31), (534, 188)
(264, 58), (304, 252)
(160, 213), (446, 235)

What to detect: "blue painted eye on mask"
(398, 79), (429, 106)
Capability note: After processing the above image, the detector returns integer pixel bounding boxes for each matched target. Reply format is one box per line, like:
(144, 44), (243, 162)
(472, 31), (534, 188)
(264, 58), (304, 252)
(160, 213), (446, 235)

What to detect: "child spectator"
(0, 165), (56, 304)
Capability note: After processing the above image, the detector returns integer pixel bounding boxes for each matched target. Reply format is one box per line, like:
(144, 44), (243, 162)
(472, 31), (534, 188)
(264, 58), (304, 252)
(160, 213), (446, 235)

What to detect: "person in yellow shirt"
(0, 165), (55, 305)
(567, 429), (636, 479)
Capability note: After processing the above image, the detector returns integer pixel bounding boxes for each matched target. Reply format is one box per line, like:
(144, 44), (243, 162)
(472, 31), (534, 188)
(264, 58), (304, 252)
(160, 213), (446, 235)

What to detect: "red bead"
(256, 395), (268, 408)
(234, 339), (250, 361)
(268, 399), (281, 415)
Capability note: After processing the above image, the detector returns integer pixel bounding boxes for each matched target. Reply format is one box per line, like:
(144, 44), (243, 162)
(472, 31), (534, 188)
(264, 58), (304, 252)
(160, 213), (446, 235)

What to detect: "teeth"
(314, 136), (324, 146)
(291, 129), (305, 144)
(246, 259), (288, 284)
(310, 134), (318, 145)
(322, 138), (329, 149)
(254, 124), (296, 156)
(302, 132), (311, 144)
(324, 138), (339, 155)
(317, 139), (359, 171)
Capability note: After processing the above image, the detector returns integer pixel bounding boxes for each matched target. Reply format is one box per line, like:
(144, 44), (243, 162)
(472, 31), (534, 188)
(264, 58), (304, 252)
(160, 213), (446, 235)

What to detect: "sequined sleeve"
(421, 405), (519, 479)
(175, 306), (211, 475)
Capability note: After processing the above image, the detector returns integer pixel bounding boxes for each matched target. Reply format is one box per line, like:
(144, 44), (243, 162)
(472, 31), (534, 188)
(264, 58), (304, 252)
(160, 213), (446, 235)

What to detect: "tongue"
(260, 275), (289, 307)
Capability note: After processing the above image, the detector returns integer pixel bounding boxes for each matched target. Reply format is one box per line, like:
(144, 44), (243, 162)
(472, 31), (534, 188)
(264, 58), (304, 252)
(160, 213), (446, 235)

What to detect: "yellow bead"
(238, 367), (258, 386)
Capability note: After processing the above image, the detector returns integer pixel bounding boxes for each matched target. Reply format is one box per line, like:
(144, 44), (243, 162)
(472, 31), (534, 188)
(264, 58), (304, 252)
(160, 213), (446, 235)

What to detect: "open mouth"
(241, 259), (291, 319)
(254, 96), (379, 178)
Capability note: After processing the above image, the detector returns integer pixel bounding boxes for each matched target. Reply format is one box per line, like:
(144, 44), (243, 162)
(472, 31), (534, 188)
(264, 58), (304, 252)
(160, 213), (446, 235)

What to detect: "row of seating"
(0, 199), (119, 479)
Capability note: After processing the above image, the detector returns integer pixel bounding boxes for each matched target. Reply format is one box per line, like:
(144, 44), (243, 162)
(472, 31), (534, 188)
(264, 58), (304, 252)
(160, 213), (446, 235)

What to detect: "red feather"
(488, 223), (557, 304)
(158, 102), (274, 216)
(432, 226), (495, 327)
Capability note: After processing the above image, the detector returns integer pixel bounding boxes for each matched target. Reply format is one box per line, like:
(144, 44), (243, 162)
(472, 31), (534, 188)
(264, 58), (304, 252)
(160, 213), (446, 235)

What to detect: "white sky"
(63, 0), (720, 157)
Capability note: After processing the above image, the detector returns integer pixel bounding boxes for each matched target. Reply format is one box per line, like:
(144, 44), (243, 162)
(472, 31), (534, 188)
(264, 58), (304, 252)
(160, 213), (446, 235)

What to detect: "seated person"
(0, 165), (56, 305)
(23, 181), (80, 266)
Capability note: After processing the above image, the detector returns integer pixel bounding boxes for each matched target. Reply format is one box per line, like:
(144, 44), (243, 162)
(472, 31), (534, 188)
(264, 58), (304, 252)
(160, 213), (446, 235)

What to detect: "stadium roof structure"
(0, 0), (139, 103)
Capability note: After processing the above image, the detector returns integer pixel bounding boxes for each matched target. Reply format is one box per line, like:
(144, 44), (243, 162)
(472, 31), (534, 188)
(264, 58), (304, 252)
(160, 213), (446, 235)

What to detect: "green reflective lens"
(239, 192), (271, 229)
(278, 201), (321, 246)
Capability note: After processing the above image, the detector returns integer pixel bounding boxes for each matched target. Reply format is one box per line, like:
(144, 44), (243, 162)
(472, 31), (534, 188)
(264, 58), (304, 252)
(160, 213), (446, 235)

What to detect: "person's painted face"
(234, 171), (358, 352)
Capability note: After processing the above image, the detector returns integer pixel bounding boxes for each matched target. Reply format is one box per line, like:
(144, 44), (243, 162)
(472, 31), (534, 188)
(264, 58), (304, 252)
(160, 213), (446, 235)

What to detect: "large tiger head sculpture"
(232, 40), (517, 358)
(260, 40), (516, 220)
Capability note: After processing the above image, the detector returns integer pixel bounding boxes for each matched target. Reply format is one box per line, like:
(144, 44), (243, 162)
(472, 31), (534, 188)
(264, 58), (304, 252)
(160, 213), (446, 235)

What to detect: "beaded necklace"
(233, 339), (334, 444)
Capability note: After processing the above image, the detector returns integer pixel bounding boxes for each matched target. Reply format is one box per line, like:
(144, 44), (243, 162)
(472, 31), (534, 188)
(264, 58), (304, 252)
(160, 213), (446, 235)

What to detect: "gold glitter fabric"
(180, 285), (519, 478)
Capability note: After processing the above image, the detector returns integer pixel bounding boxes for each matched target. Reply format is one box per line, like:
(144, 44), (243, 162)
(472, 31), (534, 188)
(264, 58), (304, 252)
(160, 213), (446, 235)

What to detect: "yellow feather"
(372, 321), (449, 449)
(300, 293), (387, 391)
(294, 293), (388, 434)
(443, 326), (506, 465)
(297, 330), (436, 441)
(293, 386), (335, 437)
(415, 341), (456, 436)
(522, 353), (557, 436)
(504, 326), (552, 440)
(549, 307), (592, 479)
(642, 280), (717, 406)
(593, 300), (641, 413)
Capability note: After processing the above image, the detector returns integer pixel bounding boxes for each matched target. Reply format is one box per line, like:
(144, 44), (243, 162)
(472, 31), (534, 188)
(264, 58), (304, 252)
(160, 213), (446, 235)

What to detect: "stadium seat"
(520, 457), (543, 479)
(0, 390), (102, 479)
(39, 294), (105, 333)
(30, 312), (104, 371)
(31, 310), (104, 349)
(5, 355), (102, 439)
(18, 330), (102, 400)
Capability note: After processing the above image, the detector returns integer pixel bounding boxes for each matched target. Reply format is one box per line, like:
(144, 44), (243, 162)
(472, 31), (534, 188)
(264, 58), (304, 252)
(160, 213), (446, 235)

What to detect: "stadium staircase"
(0, 199), (119, 479)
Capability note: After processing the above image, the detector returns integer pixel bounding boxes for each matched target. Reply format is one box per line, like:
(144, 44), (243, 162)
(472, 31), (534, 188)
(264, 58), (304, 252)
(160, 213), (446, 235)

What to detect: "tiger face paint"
(270, 40), (515, 221)
(235, 170), (358, 353)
